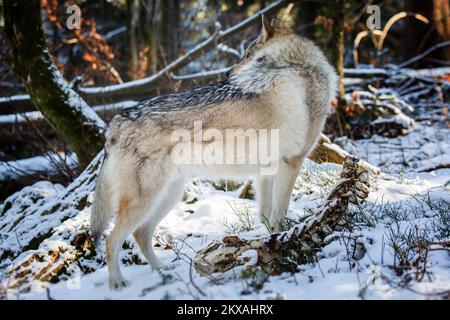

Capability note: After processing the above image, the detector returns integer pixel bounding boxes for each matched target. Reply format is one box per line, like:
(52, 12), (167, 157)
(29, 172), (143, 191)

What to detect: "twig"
(398, 41), (450, 68)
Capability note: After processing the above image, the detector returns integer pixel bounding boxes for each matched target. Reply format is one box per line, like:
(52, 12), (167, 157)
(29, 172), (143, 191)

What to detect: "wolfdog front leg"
(269, 156), (303, 231)
(256, 175), (274, 228)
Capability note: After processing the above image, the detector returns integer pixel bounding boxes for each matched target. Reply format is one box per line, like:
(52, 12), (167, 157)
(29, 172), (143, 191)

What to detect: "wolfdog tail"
(90, 157), (114, 247)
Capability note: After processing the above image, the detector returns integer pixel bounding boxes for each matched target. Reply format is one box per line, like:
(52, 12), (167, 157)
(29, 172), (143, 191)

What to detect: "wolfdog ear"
(261, 14), (275, 42)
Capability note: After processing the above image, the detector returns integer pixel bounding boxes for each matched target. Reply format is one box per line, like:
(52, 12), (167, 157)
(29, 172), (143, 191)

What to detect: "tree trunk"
(331, 0), (346, 136)
(334, 0), (345, 100)
(295, 0), (318, 40)
(404, 0), (450, 66)
(159, 0), (181, 66)
(140, 0), (158, 74)
(1, 0), (288, 108)
(127, 0), (140, 79)
(3, 0), (106, 169)
(431, 0), (450, 61)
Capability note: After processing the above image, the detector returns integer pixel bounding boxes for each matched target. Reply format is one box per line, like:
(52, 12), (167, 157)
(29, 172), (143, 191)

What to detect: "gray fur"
(121, 79), (258, 120)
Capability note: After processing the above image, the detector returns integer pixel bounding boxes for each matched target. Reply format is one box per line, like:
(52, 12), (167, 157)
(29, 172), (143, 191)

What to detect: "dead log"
(310, 134), (380, 175)
(194, 156), (370, 276)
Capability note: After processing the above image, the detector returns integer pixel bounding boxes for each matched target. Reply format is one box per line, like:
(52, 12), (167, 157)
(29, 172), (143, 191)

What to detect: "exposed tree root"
(194, 156), (370, 276)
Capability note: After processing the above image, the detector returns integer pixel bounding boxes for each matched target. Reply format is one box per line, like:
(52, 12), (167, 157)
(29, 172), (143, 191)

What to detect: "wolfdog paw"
(268, 219), (282, 233)
(109, 277), (128, 290)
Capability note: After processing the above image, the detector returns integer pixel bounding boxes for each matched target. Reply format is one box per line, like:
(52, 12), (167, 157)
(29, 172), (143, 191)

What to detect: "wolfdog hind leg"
(133, 178), (185, 269)
(106, 169), (170, 289)
(269, 157), (303, 232)
(106, 194), (151, 289)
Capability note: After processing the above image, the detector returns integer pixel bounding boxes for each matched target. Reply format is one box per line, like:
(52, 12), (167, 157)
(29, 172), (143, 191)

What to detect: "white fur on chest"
(272, 76), (309, 158)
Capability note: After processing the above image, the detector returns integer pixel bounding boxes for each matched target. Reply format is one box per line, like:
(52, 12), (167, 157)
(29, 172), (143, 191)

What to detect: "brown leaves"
(42, 0), (62, 29)
(314, 15), (333, 32)
(72, 19), (116, 79)
(40, 0), (118, 84)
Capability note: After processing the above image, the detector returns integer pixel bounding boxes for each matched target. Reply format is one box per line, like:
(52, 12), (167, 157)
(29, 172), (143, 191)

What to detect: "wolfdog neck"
(121, 79), (259, 120)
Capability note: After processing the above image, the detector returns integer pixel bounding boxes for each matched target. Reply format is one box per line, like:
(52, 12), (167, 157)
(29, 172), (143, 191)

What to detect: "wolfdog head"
(228, 15), (331, 94)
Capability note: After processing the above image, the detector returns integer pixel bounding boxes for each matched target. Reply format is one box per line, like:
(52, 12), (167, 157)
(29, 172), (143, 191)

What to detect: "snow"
(343, 67), (387, 75)
(0, 110), (45, 124)
(404, 67), (450, 78)
(340, 124), (450, 175)
(0, 124), (448, 299)
(0, 101), (137, 124)
(103, 26), (126, 40)
(44, 53), (107, 132)
(1, 66), (449, 300)
(0, 94), (30, 104)
(0, 152), (102, 268)
(0, 153), (77, 181)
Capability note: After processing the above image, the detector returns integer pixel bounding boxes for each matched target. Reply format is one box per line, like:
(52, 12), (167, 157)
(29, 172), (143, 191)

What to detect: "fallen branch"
(0, 101), (137, 125)
(194, 156), (370, 276)
(398, 41), (450, 68)
(0, 68), (391, 112)
(7, 61), (445, 114)
(417, 163), (450, 173)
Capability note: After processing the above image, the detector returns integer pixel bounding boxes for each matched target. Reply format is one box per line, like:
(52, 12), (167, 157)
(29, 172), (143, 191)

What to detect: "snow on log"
(0, 153), (103, 287)
(310, 134), (380, 175)
(194, 156), (370, 276)
(0, 153), (77, 182)
(0, 101), (137, 125)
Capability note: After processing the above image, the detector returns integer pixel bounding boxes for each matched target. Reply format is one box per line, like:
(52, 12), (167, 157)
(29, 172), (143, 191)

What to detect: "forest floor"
(1, 124), (449, 300)
(1, 69), (449, 300)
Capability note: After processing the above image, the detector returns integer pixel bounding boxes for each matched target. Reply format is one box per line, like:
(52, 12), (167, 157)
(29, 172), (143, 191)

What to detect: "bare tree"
(140, 0), (158, 74)
(159, 0), (181, 65)
(127, 0), (141, 79)
(332, 0), (346, 137)
(0, 0), (288, 108)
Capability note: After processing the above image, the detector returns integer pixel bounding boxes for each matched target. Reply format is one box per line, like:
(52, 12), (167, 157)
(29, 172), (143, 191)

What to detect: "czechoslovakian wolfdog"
(91, 15), (337, 289)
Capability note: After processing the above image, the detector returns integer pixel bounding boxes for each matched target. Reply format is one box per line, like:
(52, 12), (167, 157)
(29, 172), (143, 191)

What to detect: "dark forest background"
(0, 0), (449, 200)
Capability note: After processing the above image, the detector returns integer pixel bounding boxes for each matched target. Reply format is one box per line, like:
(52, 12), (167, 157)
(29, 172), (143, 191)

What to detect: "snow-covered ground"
(1, 119), (449, 299)
(1, 69), (449, 299)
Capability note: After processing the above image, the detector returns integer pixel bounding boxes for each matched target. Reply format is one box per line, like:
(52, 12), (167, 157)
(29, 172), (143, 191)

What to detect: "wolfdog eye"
(257, 56), (265, 62)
